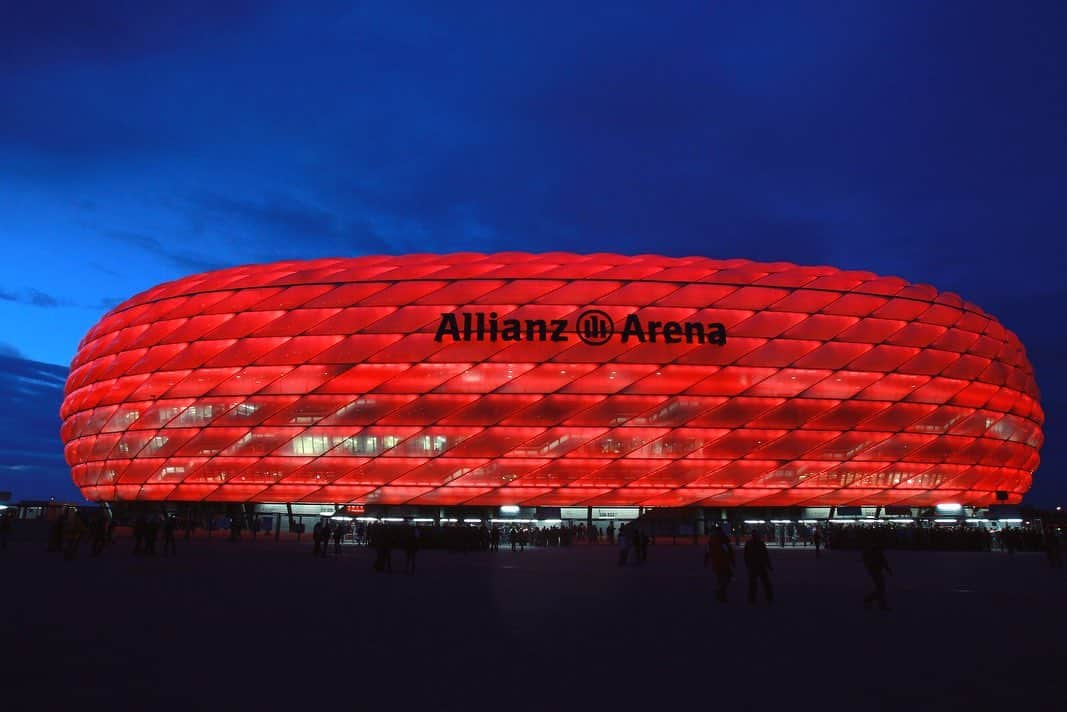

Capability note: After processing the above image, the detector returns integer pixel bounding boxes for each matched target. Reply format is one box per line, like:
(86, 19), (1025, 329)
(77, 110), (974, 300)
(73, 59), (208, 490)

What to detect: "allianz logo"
(434, 309), (727, 346)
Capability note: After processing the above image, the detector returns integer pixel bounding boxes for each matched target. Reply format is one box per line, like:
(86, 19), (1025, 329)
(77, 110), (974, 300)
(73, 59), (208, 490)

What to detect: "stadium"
(59, 253), (1043, 532)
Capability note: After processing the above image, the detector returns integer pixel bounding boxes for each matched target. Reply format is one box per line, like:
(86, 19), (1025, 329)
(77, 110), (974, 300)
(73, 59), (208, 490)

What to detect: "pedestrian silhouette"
(90, 513), (108, 556)
(862, 540), (893, 611)
(312, 519), (324, 556)
(404, 527), (419, 574)
(132, 515), (146, 555)
(162, 515), (177, 557)
(706, 527), (735, 603)
(0, 513), (11, 550)
(1045, 527), (1063, 568)
(145, 516), (159, 556)
(333, 522), (344, 556)
(63, 510), (85, 561)
(744, 531), (774, 604)
(617, 527), (631, 566)
(373, 526), (393, 573)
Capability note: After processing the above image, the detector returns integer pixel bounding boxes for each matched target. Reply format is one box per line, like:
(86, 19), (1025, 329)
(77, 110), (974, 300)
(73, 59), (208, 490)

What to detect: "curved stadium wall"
(60, 253), (1043, 507)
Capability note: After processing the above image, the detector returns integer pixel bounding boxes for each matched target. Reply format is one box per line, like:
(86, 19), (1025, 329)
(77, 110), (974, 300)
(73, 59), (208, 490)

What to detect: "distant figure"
(48, 514), (66, 553)
(862, 542), (893, 611)
(706, 528), (735, 603)
(90, 514), (108, 556)
(630, 527), (642, 565)
(162, 516), (177, 557)
(312, 520), (324, 556)
(145, 516), (159, 556)
(607, 521), (615, 545)
(617, 527), (631, 566)
(1, 513), (12, 550)
(743, 531), (774, 605)
(636, 528), (650, 564)
(319, 521), (331, 557)
(1046, 527), (1063, 568)
(333, 523), (344, 556)
(374, 527), (393, 573)
(404, 527), (419, 574)
(63, 510), (86, 561)
(490, 526), (501, 552)
(812, 528), (823, 558)
(132, 515), (146, 554)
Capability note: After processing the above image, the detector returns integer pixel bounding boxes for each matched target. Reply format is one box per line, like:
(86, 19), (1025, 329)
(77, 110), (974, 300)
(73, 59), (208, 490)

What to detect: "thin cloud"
(0, 287), (66, 308)
(103, 229), (230, 273)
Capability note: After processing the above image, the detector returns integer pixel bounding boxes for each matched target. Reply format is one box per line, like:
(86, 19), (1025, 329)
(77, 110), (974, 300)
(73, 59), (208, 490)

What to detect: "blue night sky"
(1, 1), (1065, 504)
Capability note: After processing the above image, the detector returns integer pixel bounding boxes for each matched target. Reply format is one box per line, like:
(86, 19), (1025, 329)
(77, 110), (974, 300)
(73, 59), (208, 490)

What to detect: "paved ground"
(1, 536), (1065, 710)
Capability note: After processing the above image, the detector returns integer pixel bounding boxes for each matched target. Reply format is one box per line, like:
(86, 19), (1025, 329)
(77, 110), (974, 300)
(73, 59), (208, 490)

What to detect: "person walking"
(162, 515), (177, 557)
(333, 522), (344, 556)
(1045, 526), (1063, 568)
(744, 531), (774, 605)
(617, 526), (631, 566)
(90, 513), (108, 556)
(862, 541), (893, 611)
(145, 516), (159, 556)
(63, 510), (86, 561)
(132, 515), (145, 555)
(312, 519), (324, 556)
(812, 528), (823, 558)
(0, 513), (12, 550)
(403, 527), (419, 574)
(705, 528), (735, 603)
(320, 521), (331, 557)
(374, 526), (393, 573)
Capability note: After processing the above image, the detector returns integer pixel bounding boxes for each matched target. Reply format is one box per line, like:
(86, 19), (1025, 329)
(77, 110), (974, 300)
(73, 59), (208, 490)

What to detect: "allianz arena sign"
(433, 310), (728, 346)
(60, 253), (1043, 508)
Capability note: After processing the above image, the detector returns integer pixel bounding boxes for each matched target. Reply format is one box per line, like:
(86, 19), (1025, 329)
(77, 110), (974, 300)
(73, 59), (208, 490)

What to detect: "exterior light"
(935, 503), (962, 514)
(500, 505), (520, 515)
(56, 253), (1044, 512)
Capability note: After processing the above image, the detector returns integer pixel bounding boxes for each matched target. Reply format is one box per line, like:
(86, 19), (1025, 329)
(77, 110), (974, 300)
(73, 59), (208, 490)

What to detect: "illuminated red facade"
(61, 253), (1043, 507)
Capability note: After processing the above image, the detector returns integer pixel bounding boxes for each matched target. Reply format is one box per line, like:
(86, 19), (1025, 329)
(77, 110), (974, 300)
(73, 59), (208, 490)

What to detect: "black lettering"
(476, 312), (486, 340)
(550, 319), (569, 342)
(462, 312), (473, 341)
(501, 319), (522, 341)
(526, 319), (547, 341)
(706, 322), (727, 345)
(489, 312), (498, 341)
(620, 314), (645, 342)
(647, 320), (662, 342)
(684, 322), (705, 344)
(435, 313), (460, 342)
(663, 322), (683, 343)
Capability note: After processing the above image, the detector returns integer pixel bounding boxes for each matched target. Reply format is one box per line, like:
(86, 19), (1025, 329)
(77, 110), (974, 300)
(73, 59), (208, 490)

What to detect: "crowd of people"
(44, 508), (113, 559)
(19, 507), (1067, 582)
(704, 526), (893, 609)
(731, 520), (1063, 554)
